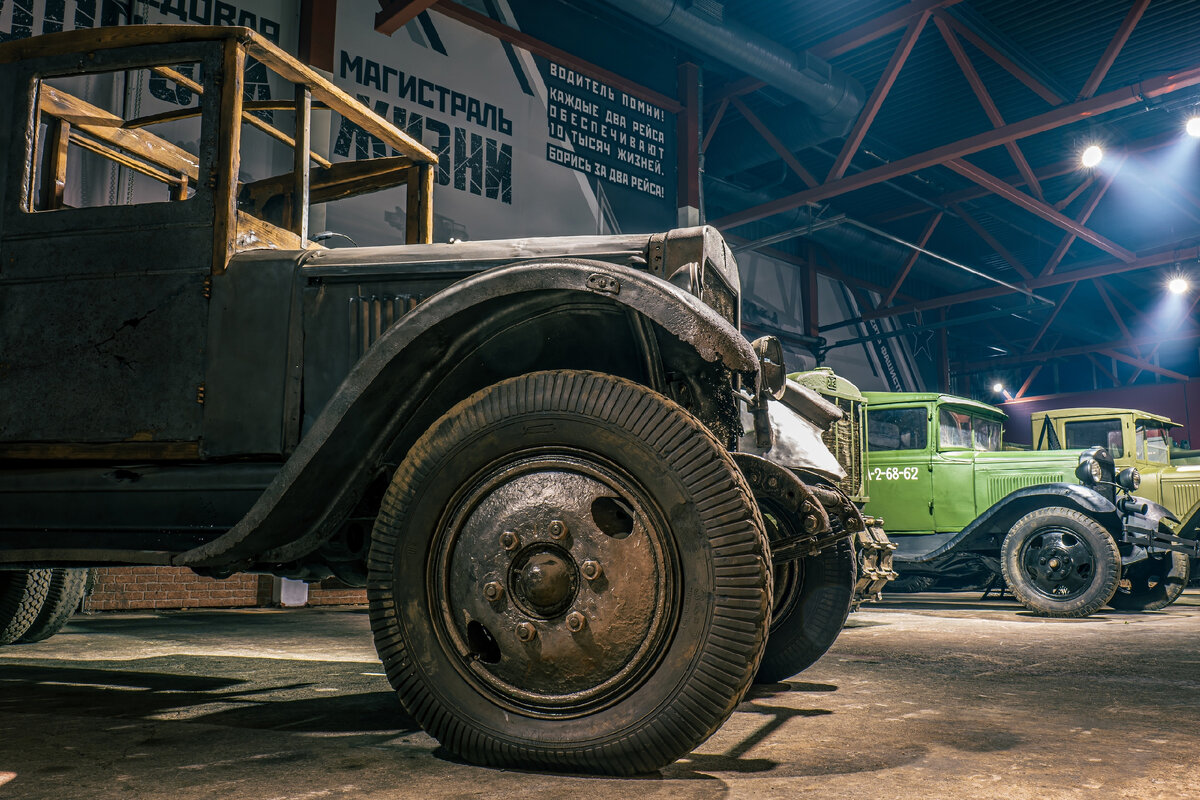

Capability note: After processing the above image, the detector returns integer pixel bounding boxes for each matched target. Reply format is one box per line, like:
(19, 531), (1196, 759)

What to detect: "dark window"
(1064, 419), (1124, 458)
(868, 408), (928, 451)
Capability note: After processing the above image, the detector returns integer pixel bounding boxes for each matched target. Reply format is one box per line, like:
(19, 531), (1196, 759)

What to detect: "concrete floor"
(1, 591), (1198, 800)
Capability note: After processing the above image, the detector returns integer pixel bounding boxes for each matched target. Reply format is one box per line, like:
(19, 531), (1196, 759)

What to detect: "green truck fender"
(175, 258), (758, 572)
(896, 483), (1123, 564)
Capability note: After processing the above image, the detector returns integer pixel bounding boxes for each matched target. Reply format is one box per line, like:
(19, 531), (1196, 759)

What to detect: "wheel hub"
(1020, 529), (1096, 599)
(510, 544), (578, 618)
(434, 453), (676, 713)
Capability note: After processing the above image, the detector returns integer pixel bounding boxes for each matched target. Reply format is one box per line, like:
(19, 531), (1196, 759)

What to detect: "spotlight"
(1081, 145), (1103, 167)
(1187, 117), (1200, 138)
(992, 382), (1005, 393)
(1169, 277), (1190, 295)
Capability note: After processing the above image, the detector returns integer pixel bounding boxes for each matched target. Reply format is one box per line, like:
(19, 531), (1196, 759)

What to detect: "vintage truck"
(860, 392), (1195, 617)
(1030, 405), (1200, 590)
(0, 26), (867, 774)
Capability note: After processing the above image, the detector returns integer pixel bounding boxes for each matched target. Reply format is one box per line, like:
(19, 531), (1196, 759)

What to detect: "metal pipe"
(597, 0), (863, 121)
(842, 217), (1055, 304)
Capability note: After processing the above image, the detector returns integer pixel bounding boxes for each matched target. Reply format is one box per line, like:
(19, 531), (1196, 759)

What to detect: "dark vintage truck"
(861, 392), (1196, 617)
(0, 26), (872, 774)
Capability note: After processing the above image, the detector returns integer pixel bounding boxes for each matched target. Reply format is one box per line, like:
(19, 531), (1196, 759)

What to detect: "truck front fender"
(897, 483), (1120, 564)
(175, 258), (757, 571)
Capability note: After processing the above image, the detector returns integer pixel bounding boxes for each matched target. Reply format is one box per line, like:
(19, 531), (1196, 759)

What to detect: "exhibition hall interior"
(0, 0), (1198, 796)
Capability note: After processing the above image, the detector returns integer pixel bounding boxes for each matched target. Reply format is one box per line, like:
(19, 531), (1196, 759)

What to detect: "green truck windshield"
(939, 408), (1002, 451)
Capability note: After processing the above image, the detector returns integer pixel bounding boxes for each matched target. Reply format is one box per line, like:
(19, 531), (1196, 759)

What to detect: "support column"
(938, 308), (950, 392)
(676, 62), (700, 227)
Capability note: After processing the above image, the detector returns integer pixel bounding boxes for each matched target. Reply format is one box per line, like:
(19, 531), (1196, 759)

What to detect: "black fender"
(175, 258), (757, 570)
(896, 483), (1121, 564)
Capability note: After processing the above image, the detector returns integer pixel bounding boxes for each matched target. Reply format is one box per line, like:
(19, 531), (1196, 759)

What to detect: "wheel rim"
(760, 497), (804, 631)
(1018, 527), (1099, 601)
(430, 449), (679, 716)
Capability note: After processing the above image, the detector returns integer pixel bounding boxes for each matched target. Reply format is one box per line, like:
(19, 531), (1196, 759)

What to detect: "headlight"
(1117, 467), (1141, 491)
(1076, 457), (1102, 485)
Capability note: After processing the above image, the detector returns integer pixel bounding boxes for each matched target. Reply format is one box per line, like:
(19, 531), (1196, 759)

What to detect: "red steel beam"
(960, 329), (1200, 372)
(1101, 348), (1189, 381)
(1086, 353), (1121, 386)
(701, 98), (728, 153)
(951, 203), (1033, 280)
(944, 158), (1135, 262)
(298, 0), (337, 71)
(433, 2), (683, 113)
(678, 63), (701, 215)
(875, 128), (1177, 224)
(1094, 281), (1134, 341)
(1014, 363), (1043, 399)
(1024, 282), (1076, 353)
(1077, 0), (1151, 100)
(1053, 174), (1096, 211)
(812, 0), (962, 60)
(884, 210), (943, 304)
(828, 12), (930, 181)
(712, 63), (1200, 231)
(1040, 160), (1123, 276)
(935, 15), (1043, 200)
(706, 76), (765, 108)
(934, 9), (1067, 106)
(862, 239), (1200, 322)
(730, 96), (818, 187)
(375, 0), (437, 36)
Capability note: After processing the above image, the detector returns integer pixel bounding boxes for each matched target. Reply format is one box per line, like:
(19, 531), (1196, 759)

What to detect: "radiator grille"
(349, 293), (422, 361)
(822, 396), (864, 501)
(987, 473), (1066, 505)
(1169, 481), (1200, 513)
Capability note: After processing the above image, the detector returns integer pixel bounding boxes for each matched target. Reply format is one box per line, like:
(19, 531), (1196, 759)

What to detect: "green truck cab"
(861, 392), (1195, 617)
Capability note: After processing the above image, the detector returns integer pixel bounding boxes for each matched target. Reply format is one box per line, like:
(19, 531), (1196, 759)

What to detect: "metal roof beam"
(959, 329), (1200, 371)
(1024, 282), (1076, 354)
(375, 0), (437, 36)
(1039, 158), (1124, 277)
(936, 7), (1070, 105)
(712, 63), (1200, 231)
(729, 96), (818, 187)
(883, 210), (943, 304)
(950, 203), (1033, 281)
(1077, 0), (1151, 100)
(810, 0), (962, 60)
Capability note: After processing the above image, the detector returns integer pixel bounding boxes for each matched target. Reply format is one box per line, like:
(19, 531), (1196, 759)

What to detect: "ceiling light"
(1081, 145), (1103, 167)
(1169, 277), (1190, 294)
(992, 382), (1005, 393)
(1187, 117), (1200, 138)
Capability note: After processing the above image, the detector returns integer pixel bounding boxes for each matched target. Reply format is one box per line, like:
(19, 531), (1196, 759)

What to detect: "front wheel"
(367, 371), (772, 774)
(1001, 507), (1120, 618)
(1109, 551), (1190, 611)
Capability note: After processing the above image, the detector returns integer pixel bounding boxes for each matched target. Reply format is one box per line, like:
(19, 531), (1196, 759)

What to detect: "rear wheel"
(1001, 507), (1120, 618)
(1109, 551), (1189, 611)
(18, 568), (91, 643)
(368, 371), (771, 774)
(0, 570), (53, 644)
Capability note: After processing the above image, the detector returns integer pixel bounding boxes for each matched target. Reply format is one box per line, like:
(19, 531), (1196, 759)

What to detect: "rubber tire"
(17, 568), (91, 643)
(886, 573), (936, 594)
(367, 371), (771, 775)
(755, 537), (854, 683)
(1001, 507), (1120, 618)
(1109, 551), (1190, 611)
(0, 570), (53, 644)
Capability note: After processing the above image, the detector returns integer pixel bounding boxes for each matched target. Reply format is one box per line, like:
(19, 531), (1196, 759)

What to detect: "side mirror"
(751, 336), (787, 401)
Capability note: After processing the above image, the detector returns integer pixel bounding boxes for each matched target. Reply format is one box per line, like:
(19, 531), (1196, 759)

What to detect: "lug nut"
(802, 514), (820, 534)
(515, 622), (537, 642)
(580, 560), (603, 581)
(483, 581), (504, 601)
(565, 612), (586, 632)
(548, 519), (568, 539)
(500, 531), (520, 550)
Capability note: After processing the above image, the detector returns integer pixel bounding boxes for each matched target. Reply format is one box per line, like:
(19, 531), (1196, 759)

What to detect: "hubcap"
(432, 451), (677, 715)
(1019, 528), (1097, 600)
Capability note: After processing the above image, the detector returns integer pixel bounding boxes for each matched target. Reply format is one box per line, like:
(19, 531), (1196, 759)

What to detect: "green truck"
(860, 392), (1196, 617)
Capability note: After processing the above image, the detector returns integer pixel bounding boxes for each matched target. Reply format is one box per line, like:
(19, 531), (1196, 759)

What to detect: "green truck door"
(932, 406), (978, 532)
(865, 406), (934, 533)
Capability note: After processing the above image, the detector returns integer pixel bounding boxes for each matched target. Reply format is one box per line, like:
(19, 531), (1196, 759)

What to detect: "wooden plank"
(39, 84), (199, 179)
(68, 130), (180, 186)
(213, 41), (246, 274)
(236, 210), (310, 251)
(292, 85), (311, 239)
(406, 163), (434, 244)
(40, 118), (70, 210)
(151, 65), (203, 94)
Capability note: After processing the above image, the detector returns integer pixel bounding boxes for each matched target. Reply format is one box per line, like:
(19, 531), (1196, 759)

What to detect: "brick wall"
(82, 567), (268, 611)
(81, 568), (367, 611)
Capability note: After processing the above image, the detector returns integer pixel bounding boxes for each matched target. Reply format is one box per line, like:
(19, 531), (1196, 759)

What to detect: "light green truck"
(860, 392), (1196, 617)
